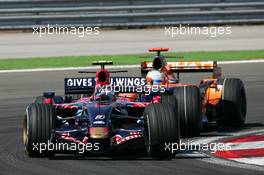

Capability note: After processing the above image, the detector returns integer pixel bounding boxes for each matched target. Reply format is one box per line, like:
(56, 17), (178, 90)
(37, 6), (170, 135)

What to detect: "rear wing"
(65, 77), (95, 95)
(64, 77), (146, 95)
(141, 61), (221, 78)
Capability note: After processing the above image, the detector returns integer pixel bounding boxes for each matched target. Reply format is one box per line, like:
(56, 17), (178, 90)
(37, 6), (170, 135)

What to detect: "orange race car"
(139, 48), (247, 137)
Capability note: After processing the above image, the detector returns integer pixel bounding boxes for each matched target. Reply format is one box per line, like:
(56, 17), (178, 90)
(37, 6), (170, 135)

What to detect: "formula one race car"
(23, 61), (180, 159)
(140, 48), (247, 137)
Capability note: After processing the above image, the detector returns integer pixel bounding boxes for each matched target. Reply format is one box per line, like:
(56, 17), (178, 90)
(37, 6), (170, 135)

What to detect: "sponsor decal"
(65, 77), (146, 88)
(95, 115), (105, 120)
(64, 77), (165, 95)
(93, 121), (105, 125)
(66, 78), (94, 87)
(109, 77), (145, 86)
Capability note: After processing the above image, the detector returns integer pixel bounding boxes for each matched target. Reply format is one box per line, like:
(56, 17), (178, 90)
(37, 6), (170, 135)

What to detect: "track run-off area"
(0, 25), (264, 59)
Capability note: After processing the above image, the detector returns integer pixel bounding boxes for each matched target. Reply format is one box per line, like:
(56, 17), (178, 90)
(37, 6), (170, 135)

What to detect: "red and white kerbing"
(213, 133), (264, 166)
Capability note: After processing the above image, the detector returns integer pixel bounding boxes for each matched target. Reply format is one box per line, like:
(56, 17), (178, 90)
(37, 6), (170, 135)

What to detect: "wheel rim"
(23, 115), (27, 146)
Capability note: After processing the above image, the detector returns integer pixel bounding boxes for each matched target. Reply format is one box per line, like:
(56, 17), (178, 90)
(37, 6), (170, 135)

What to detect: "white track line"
(230, 157), (264, 166)
(0, 59), (264, 73)
(218, 59), (264, 64)
(190, 129), (264, 171)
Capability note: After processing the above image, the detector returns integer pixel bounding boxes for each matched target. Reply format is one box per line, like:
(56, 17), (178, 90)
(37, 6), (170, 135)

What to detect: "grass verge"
(0, 49), (263, 70)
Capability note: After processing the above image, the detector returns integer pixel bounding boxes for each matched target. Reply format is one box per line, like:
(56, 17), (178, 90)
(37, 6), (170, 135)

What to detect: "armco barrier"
(0, 0), (263, 29)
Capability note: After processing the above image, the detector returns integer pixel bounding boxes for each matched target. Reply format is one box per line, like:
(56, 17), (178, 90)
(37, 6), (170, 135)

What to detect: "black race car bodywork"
(23, 61), (180, 158)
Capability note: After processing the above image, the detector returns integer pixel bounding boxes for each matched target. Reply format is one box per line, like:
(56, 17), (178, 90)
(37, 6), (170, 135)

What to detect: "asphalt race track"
(0, 63), (263, 175)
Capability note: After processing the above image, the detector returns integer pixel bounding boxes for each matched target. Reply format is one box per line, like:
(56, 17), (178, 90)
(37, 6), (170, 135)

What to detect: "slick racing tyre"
(218, 78), (247, 126)
(144, 103), (180, 159)
(24, 103), (56, 157)
(173, 86), (202, 137)
(34, 96), (44, 104)
(160, 95), (177, 113)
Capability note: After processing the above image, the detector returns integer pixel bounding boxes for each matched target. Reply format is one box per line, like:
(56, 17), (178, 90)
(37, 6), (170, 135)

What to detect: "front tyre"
(144, 103), (180, 159)
(24, 103), (56, 157)
(34, 96), (44, 104)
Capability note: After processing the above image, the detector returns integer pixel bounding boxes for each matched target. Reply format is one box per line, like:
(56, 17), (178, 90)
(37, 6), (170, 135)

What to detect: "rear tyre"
(218, 78), (247, 126)
(34, 96), (44, 104)
(160, 95), (177, 107)
(173, 86), (202, 137)
(144, 103), (180, 159)
(24, 103), (56, 157)
(160, 95), (177, 113)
